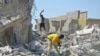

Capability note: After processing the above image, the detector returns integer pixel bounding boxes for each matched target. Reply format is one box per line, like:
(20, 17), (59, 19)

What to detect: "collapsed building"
(35, 11), (100, 33)
(0, 0), (100, 56)
(35, 11), (87, 33)
(34, 11), (100, 56)
(0, 0), (34, 45)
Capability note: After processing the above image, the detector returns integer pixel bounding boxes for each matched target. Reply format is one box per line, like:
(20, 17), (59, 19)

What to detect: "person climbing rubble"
(47, 33), (64, 56)
(40, 10), (46, 31)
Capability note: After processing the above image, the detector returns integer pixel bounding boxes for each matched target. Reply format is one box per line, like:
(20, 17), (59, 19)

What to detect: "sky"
(31, 0), (100, 30)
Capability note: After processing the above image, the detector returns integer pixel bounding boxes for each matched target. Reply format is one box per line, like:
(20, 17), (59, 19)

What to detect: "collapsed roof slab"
(0, 15), (27, 32)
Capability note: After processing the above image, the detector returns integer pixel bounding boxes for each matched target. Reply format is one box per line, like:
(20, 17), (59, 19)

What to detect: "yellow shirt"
(47, 34), (60, 46)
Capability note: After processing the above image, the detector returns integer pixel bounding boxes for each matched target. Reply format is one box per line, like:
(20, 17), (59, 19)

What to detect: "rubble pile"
(0, 25), (100, 56)
(0, 31), (46, 56)
(0, 0), (100, 56)
(0, 31), (70, 56)
(70, 32), (100, 56)
(0, 42), (46, 56)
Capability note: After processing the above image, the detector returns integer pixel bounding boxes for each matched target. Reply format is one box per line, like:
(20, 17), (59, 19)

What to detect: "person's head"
(59, 34), (64, 39)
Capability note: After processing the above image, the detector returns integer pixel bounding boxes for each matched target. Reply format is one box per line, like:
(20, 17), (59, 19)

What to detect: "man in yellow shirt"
(47, 33), (64, 56)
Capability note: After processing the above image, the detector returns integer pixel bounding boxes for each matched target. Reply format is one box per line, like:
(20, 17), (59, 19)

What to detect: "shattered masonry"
(0, 0), (100, 56)
(0, 0), (34, 45)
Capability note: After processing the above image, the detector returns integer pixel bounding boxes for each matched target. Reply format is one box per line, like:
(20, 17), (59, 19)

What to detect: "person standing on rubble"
(40, 10), (46, 31)
(47, 33), (64, 56)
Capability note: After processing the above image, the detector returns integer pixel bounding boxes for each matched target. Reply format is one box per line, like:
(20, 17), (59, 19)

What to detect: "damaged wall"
(14, 18), (31, 44)
(0, 0), (34, 45)
(0, 26), (13, 46)
(87, 19), (100, 25)
(35, 11), (87, 33)
(78, 11), (87, 29)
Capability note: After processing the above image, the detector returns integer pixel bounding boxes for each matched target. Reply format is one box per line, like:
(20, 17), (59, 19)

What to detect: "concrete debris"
(0, 46), (12, 55)
(76, 24), (100, 35)
(70, 29), (100, 56)
(0, 24), (100, 56)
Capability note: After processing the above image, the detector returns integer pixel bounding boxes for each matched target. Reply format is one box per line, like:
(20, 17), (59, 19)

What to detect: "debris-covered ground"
(0, 25), (100, 56)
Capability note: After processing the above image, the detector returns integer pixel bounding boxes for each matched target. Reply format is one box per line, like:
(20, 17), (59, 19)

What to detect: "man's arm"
(40, 10), (44, 15)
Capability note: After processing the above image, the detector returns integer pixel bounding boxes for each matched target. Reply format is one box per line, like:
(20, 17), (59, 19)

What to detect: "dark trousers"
(40, 23), (46, 31)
